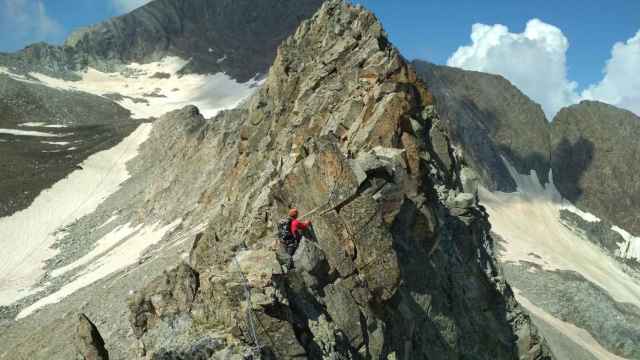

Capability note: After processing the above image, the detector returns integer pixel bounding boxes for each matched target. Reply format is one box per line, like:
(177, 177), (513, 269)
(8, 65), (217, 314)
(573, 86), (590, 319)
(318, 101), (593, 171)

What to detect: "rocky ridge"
(100, 1), (553, 358)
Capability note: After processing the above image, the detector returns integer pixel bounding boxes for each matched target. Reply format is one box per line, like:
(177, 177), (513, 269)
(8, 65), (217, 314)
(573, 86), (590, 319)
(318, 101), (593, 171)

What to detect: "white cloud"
(447, 19), (579, 119)
(448, 19), (640, 119)
(112, 0), (151, 13)
(582, 30), (640, 116)
(0, 0), (64, 50)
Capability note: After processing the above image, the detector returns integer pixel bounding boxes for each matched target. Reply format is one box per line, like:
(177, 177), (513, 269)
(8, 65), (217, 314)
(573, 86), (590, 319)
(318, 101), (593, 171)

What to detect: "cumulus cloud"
(448, 20), (640, 119)
(447, 19), (579, 119)
(112, 0), (151, 13)
(582, 30), (640, 116)
(0, 0), (64, 51)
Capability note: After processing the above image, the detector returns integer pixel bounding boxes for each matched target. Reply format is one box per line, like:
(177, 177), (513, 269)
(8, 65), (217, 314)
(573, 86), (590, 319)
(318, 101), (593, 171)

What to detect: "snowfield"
(0, 124), (151, 307)
(27, 57), (261, 119)
(479, 162), (640, 307)
(18, 220), (181, 319)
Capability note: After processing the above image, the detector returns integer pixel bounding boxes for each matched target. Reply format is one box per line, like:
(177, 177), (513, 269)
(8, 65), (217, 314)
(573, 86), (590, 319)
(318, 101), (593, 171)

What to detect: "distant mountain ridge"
(0, 0), (324, 81)
(415, 60), (640, 235)
(416, 60), (640, 359)
(413, 60), (551, 192)
(552, 100), (640, 235)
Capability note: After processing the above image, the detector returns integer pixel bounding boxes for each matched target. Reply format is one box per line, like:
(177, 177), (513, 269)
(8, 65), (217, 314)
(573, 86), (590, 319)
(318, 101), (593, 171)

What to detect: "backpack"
(278, 218), (295, 245)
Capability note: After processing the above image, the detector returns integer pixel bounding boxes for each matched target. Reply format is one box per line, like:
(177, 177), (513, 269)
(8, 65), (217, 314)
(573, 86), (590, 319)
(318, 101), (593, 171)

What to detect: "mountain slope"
(0, 0), (325, 345)
(0, 74), (137, 217)
(0, 1), (553, 359)
(552, 100), (640, 236)
(0, 0), (323, 228)
(413, 60), (551, 192)
(415, 59), (640, 359)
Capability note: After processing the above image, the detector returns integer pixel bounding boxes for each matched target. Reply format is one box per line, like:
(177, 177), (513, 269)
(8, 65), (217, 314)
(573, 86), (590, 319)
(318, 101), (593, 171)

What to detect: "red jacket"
(290, 218), (310, 239)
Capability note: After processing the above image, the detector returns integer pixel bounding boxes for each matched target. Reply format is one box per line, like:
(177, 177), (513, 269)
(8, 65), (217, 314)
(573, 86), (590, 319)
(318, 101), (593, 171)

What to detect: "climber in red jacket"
(289, 208), (311, 242)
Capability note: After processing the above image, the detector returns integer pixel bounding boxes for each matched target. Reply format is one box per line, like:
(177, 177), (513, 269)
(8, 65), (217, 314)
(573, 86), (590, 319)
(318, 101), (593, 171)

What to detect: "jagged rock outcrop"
(552, 100), (640, 235)
(413, 61), (551, 192)
(0, 0), (324, 81)
(76, 313), (109, 360)
(118, 1), (554, 358)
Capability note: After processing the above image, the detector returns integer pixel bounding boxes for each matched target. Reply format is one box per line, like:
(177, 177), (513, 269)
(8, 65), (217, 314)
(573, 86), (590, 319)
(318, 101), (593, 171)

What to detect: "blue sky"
(357, 0), (640, 89)
(1, 0), (639, 117)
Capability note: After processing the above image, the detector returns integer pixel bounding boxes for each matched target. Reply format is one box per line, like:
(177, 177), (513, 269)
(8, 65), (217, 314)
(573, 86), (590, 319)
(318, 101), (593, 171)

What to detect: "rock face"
(413, 61), (551, 191)
(76, 314), (109, 360)
(107, 1), (553, 358)
(552, 100), (640, 235)
(0, 0), (324, 81)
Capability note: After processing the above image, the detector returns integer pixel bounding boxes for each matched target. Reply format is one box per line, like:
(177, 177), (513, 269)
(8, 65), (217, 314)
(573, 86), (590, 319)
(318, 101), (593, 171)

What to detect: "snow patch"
(479, 159), (640, 308)
(18, 122), (46, 127)
(612, 226), (640, 261)
(0, 124), (152, 307)
(97, 214), (119, 230)
(0, 67), (40, 85)
(27, 56), (260, 119)
(0, 129), (70, 137)
(19, 122), (68, 128)
(18, 220), (181, 319)
(50, 223), (142, 278)
(560, 203), (601, 223)
(514, 289), (626, 360)
(42, 141), (70, 146)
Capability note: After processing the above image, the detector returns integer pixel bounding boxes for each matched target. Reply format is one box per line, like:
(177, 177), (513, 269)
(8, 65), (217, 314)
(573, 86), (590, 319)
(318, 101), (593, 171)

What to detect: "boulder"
(128, 262), (199, 339)
(76, 314), (109, 360)
(293, 239), (330, 287)
(230, 249), (283, 289)
(448, 192), (476, 209)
